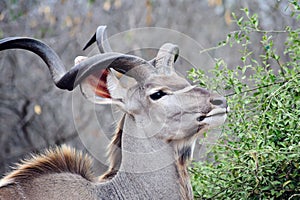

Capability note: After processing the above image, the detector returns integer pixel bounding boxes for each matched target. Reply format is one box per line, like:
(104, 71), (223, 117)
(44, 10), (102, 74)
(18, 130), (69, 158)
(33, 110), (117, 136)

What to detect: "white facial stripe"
(147, 85), (196, 96)
(172, 85), (197, 95)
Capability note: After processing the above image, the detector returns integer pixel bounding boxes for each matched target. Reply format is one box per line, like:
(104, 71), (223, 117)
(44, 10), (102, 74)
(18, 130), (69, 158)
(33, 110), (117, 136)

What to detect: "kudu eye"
(150, 90), (167, 101)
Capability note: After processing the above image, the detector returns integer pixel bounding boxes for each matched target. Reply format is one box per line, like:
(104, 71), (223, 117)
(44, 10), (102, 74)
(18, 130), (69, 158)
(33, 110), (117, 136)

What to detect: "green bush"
(189, 3), (300, 200)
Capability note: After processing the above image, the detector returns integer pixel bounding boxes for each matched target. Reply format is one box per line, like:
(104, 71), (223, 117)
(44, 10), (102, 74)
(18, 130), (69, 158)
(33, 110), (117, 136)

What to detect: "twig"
(224, 71), (300, 97)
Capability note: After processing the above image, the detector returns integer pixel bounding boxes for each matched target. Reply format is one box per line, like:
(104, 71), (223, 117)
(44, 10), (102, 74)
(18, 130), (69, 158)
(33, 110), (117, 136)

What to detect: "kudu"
(0, 26), (228, 200)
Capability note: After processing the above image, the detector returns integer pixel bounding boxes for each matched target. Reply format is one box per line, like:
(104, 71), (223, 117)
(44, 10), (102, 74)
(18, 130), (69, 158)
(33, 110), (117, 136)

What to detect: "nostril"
(210, 97), (227, 108)
(211, 99), (223, 105)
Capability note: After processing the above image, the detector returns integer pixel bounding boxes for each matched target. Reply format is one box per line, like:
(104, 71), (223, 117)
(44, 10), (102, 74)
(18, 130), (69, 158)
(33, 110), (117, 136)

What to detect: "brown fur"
(99, 114), (125, 181)
(1, 145), (94, 187)
(173, 138), (198, 200)
(175, 159), (193, 200)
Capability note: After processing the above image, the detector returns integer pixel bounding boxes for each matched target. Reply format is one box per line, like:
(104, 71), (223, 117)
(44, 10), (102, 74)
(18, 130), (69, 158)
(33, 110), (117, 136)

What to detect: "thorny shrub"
(189, 2), (300, 199)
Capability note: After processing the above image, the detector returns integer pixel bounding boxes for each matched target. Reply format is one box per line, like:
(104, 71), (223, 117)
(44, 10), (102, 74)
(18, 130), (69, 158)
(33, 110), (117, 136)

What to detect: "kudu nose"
(210, 96), (227, 108)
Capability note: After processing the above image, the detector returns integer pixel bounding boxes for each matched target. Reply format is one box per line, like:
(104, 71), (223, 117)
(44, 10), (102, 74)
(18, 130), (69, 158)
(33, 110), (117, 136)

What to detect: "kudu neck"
(113, 114), (192, 199)
(119, 114), (175, 173)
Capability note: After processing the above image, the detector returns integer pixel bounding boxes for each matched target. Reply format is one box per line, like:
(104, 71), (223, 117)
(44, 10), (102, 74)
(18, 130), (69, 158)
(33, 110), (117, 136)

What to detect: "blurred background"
(0, 0), (296, 176)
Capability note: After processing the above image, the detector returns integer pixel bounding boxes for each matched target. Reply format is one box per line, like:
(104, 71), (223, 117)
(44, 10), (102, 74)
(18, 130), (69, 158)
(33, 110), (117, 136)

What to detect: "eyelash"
(149, 90), (168, 100)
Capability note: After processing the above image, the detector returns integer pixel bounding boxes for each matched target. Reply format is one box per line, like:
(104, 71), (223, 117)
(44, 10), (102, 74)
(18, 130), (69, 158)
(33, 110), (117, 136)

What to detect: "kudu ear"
(106, 69), (137, 99)
(154, 43), (179, 74)
(79, 26), (139, 108)
(75, 56), (136, 109)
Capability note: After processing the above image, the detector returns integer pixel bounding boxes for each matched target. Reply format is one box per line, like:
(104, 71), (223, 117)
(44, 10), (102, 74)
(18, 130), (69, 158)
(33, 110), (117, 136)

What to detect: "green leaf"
(283, 180), (291, 188)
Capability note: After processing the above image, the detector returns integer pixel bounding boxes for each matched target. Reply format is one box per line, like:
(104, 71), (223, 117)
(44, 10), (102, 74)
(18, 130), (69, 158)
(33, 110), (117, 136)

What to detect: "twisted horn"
(0, 37), (154, 91)
(0, 37), (66, 84)
(83, 26), (112, 53)
(82, 27), (179, 74)
(58, 52), (154, 90)
(82, 27), (180, 75)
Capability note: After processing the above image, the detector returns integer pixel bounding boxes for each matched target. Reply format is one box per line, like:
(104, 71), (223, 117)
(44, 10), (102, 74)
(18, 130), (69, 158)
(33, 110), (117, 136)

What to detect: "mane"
(173, 137), (197, 200)
(99, 114), (125, 181)
(0, 145), (94, 187)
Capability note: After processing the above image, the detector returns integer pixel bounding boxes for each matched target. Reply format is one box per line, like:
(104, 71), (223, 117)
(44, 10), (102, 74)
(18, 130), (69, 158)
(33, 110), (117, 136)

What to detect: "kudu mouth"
(197, 107), (229, 122)
(195, 107), (229, 135)
(171, 84), (229, 131)
(194, 93), (229, 134)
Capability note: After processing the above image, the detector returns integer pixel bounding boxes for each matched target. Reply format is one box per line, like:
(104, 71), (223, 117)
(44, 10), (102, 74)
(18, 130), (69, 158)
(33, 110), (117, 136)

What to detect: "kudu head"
(0, 25), (228, 165)
(81, 26), (228, 144)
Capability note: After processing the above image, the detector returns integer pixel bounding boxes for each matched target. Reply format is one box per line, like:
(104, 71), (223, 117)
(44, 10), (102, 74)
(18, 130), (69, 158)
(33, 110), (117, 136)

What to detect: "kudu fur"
(0, 26), (228, 200)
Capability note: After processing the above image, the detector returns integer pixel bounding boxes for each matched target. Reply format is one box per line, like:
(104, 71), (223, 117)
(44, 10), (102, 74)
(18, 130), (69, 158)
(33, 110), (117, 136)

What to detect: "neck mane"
(173, 139), (195, 200)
